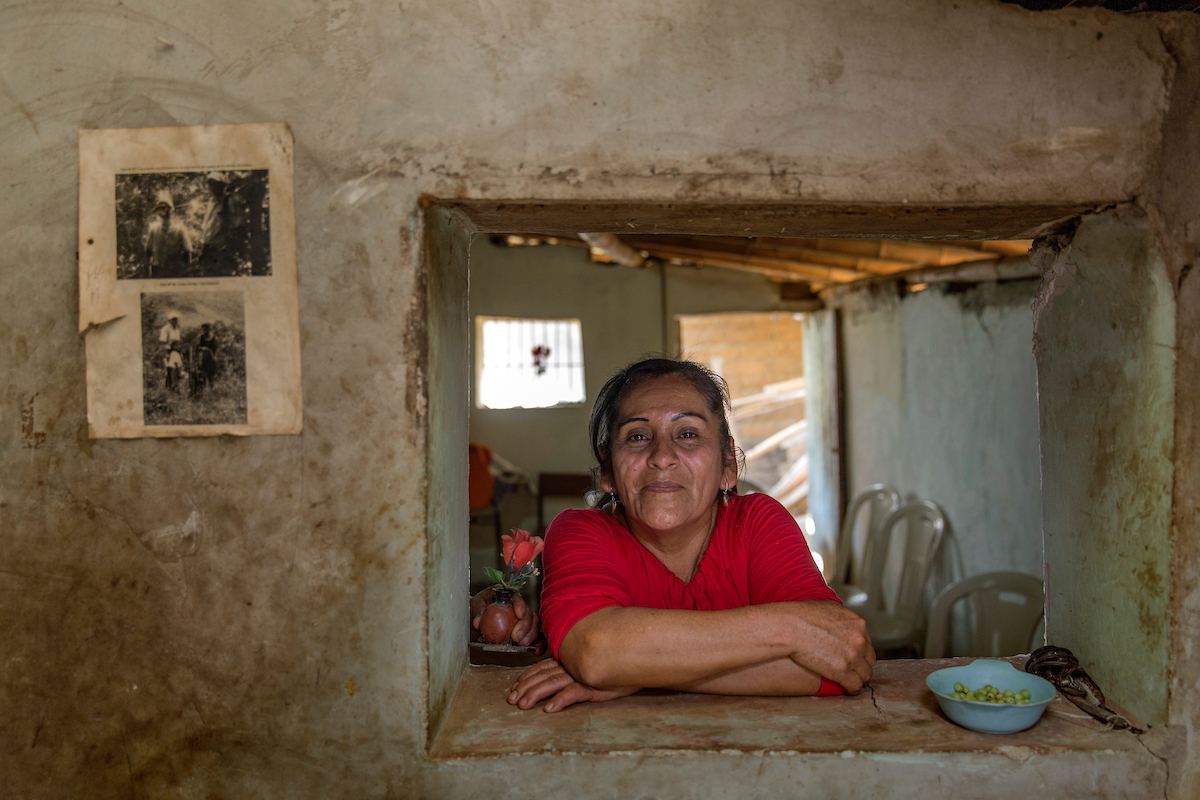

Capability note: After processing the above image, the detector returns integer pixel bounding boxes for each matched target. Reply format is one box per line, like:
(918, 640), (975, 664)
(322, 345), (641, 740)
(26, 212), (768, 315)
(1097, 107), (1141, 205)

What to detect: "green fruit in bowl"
(926, 660), (1057, 734)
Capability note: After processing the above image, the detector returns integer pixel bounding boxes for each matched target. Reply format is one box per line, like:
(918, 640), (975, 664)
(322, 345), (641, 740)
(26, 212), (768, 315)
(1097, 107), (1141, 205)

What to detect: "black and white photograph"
(81, 122), (300, 438)
(141, 291), (248, 426)
(116, 170), (271, 280)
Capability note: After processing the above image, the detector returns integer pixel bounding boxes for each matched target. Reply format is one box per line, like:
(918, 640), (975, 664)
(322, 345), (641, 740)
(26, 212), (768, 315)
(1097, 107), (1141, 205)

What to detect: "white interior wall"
(467, 238), (808, 478)
(839, 277), (1045, 585)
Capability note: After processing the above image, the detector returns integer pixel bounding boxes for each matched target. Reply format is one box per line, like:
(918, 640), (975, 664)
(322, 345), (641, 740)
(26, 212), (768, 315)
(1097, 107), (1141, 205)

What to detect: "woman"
(484, 357), (874, 713)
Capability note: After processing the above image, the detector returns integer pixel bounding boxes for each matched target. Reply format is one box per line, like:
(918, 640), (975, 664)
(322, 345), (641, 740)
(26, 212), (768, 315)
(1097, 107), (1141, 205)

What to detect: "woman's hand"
(507, 659), (639, 712)
(470, 586), (542, 647)
(785, 600), (875, 694)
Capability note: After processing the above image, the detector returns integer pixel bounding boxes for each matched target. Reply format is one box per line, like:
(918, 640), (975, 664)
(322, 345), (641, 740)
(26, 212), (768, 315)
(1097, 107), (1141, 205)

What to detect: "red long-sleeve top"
(540, 491), (844, 696)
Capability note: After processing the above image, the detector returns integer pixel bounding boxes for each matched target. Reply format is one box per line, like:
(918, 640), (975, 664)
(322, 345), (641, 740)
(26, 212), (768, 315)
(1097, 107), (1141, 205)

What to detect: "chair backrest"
(871, 500), (946, 618)
(536, 473), (595, 535)
(923, 571), (1045, 658)
(834, 485), (900, 588)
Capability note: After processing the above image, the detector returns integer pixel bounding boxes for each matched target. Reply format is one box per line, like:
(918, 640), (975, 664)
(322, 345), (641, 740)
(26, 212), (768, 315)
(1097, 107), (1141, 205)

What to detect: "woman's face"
(601, 375), (736, 538)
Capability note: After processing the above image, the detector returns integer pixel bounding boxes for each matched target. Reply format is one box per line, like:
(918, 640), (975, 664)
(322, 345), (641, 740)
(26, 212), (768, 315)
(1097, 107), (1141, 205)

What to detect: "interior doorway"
(678, 310), (814, 560)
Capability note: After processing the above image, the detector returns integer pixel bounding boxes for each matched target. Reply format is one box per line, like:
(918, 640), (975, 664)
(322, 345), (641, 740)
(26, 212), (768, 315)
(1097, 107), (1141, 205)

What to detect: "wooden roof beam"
(623, 235), (884, 277)
(760, 237), (1006, 266)
(578, 232), (647, 267)
(667, 237), (915, 274)
(628, 240), (866, 283)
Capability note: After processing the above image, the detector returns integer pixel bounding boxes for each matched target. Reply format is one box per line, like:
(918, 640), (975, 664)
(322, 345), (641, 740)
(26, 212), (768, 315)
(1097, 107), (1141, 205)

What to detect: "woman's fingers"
(542, 682), (597, 713)
(510, 594), (532, 643)
(507, 658), (638, 712)
(526, 613), (543, 645)
(512, 612), (542, 647)
(507, 667), (554, 703)
(508, 663), (576, 709)
(469, 587), (495, 632)
(788, 601), (876, 694)
(838, 669), (865, 695)
(470, 588), (543, 643)
(494, 594), (541, 646)
(509, 658), (563, 694)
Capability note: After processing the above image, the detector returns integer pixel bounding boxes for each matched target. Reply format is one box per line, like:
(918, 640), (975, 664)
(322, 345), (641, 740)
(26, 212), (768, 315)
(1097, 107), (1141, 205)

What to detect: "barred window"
(475, 317), (586, 409)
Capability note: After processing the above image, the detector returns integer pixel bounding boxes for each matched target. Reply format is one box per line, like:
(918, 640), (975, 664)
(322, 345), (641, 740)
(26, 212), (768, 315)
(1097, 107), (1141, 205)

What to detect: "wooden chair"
(923, 571), (1045, 658)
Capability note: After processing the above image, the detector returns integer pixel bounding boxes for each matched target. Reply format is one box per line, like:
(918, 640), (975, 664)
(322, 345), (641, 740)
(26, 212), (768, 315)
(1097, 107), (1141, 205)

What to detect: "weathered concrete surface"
(424, 751), (1162, 800)
(429, 660), (1165, 798)
(839, 278), (1044, 588)
(433, 659), (1150, 756)
(1033, 208), (1175, 727)
(444, 200), (1104, 239)
(1146, 15), (1200, 800)
(0, 0), (1192, 797)
(425, 208), (472, 742)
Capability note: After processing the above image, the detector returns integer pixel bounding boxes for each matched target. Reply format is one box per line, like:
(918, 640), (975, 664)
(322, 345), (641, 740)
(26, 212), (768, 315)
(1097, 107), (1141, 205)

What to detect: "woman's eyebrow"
(616, 412), (706, 429)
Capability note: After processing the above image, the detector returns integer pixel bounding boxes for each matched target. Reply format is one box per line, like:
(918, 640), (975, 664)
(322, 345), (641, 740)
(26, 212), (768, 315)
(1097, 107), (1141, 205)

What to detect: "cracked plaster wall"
(1146, 17), (1200, 800)
(0, 0), (1196, 797)
(1033, 207), (1176, 728)
(839, 278), (1044, 606)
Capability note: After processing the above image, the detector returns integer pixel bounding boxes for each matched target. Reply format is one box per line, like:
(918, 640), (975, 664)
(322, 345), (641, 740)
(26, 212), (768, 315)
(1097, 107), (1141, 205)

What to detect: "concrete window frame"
(418, 198), (1167, 748)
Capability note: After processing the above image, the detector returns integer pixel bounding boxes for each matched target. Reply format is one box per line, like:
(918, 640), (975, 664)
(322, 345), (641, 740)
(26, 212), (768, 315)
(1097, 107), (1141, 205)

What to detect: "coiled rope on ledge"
(1024, 645), (1144, 732)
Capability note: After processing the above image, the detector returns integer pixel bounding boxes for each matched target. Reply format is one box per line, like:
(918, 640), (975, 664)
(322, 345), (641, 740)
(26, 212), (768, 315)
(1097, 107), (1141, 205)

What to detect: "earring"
(608, 493), (620, 512)
(721, 482), (732, 508)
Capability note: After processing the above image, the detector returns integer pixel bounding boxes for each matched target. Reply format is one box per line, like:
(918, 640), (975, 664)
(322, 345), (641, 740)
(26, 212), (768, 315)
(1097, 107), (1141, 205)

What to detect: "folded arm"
(667, 655), (823, 696)
(563, 600), (871, 691)
(510, 600), (873, 711)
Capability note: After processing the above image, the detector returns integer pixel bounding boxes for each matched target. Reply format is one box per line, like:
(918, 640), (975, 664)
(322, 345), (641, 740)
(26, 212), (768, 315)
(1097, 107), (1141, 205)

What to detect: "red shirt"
(540, 492), (844, 696)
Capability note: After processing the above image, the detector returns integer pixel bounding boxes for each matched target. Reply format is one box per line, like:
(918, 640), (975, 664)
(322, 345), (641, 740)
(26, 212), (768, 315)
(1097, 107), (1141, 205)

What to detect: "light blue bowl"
(926, 659), (1057, 734)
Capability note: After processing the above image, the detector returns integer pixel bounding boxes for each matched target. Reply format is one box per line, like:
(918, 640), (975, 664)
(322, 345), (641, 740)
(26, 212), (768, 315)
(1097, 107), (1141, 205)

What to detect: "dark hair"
(588, 356), (741, 505)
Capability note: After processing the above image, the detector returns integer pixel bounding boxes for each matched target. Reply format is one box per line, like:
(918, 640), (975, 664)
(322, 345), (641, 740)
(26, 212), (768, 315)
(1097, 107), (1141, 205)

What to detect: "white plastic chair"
(849, 499), (946, 654)
(923, 571), (1045, 658)
(830, 485), (900, 605)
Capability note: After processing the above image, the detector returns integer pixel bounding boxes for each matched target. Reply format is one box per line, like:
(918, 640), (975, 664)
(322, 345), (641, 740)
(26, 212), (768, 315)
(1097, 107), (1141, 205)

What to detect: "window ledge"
(431, 657), (1155, 761)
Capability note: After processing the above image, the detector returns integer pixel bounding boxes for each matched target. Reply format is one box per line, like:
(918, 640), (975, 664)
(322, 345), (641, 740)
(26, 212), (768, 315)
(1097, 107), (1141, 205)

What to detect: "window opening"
(430, 202), (1155, 760)
(475, 316), (585, 409)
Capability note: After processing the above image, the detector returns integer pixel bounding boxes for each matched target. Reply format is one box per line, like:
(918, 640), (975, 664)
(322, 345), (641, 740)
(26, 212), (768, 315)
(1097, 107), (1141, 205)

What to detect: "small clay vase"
(479, 588), (517, 644)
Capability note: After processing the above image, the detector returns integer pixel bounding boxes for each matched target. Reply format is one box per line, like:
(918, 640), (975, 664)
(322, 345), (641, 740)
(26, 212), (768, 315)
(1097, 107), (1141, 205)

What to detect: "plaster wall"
(0, 0), (1191, 797)
(468, 239), (804, 478)
(424, 209), (472, 741)
(1034, 208), (1176, 727)
(839, 277), (1045, 588)
(1147, 18), (1200, 799)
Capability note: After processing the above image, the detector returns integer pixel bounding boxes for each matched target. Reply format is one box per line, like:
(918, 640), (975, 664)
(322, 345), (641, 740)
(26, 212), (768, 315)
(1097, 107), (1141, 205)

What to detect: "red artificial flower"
(501, 528), (545, 570)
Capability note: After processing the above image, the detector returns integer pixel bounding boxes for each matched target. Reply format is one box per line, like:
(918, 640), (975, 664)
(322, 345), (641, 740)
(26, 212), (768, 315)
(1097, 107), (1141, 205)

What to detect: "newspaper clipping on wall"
(79, 122), (301, 437)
